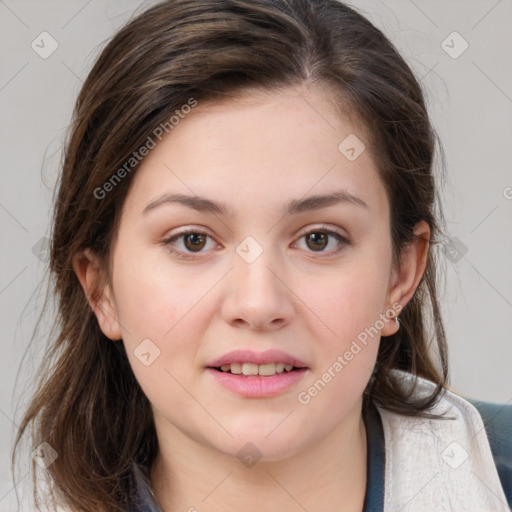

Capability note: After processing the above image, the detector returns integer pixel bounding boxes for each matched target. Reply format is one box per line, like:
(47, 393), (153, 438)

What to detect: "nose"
(221, 248), (295, 331)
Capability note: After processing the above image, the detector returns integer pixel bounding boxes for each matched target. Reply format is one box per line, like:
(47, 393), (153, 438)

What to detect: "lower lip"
(206, 368), (308, 398)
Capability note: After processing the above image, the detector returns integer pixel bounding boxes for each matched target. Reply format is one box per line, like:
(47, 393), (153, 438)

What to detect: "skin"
(73, 84), (429, 512)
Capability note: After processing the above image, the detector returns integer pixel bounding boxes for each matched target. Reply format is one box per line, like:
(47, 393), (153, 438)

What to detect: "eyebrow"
(141, 190), (368, 217)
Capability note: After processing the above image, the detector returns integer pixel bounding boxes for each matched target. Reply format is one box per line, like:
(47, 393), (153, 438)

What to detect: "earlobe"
(71, 249), (123, 341)
(381, 220), (430, 337)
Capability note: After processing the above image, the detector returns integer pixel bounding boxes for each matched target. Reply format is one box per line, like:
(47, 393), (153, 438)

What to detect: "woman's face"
(92, 85), (416, 461)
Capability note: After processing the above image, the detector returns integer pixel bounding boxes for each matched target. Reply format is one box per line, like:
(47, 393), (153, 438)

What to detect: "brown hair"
(13, 0), (449, 510)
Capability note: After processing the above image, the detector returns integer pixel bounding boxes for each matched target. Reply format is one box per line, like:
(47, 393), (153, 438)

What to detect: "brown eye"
(162, 229), (218, 259)
(305, 232), (328, 251)
(183, 233), (207, 252)
(294, 228), (350, 256)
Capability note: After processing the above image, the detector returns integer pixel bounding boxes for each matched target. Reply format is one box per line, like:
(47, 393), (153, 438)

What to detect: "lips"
(207, 366), (308, 397)
(207, 349), (308, 369)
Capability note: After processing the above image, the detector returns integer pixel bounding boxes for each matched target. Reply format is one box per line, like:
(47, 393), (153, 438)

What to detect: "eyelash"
(161, 225), (351, 260)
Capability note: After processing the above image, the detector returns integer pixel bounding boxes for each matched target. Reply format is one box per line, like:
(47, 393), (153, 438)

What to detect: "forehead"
(124, 85), (389, 220)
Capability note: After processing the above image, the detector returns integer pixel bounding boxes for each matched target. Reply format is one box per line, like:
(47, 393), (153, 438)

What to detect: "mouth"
(209, 362), (303, 377)
(206, 363), (308, 398)
(206, 349), (309, 396)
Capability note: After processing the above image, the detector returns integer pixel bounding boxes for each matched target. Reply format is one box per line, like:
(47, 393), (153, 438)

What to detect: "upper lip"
(208, 349), (308, 368)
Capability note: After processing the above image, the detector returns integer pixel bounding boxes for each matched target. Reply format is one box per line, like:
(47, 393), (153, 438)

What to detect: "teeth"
(242, 363), (259, 375)
(230, 363), (242, 374)
(218, 362), (297, 376)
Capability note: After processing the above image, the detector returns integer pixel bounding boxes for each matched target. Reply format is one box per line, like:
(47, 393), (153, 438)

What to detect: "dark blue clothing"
(362, 399), (386, 511)
(126, 398), (512, 511)
(467, 398), (512, 509)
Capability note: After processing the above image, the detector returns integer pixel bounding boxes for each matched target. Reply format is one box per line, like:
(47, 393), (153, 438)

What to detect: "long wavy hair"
(12, 0), (449, 510)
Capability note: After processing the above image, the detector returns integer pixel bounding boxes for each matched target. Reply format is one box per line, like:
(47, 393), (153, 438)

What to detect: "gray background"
(1, 0), (511, 509)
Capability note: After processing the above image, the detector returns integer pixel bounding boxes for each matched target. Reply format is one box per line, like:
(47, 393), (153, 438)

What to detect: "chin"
(216, 431), (309, 465)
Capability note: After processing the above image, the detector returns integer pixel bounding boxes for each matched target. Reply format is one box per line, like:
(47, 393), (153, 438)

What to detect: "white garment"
(379, 371), (509, 511)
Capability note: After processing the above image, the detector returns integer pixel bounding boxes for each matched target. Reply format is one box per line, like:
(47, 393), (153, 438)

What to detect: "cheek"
(293, 271), (383, 423)
(112, 246), (209, 340)
(298, 253), (391, 348)
(115, 258), (210, 410)
(111, 245), (228, 392)
(292, 250), (391, 399)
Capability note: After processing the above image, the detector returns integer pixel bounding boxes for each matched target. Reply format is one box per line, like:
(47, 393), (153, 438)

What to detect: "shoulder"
(378, 371), (511, 509)
(464, 397), (512, 508)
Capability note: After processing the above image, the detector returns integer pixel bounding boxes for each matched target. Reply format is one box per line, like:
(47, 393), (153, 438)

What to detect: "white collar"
(378, 370), (509, 511)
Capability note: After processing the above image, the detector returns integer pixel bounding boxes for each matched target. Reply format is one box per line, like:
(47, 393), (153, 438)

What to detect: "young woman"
(12, 1), (511, 511)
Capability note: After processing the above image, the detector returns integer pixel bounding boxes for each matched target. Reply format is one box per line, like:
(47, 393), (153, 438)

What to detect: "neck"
(150, 405), (368, 512)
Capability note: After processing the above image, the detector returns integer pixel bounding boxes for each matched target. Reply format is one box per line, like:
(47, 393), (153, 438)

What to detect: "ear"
(72, 248), (122, 341)
(380, 220), (430, 337)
